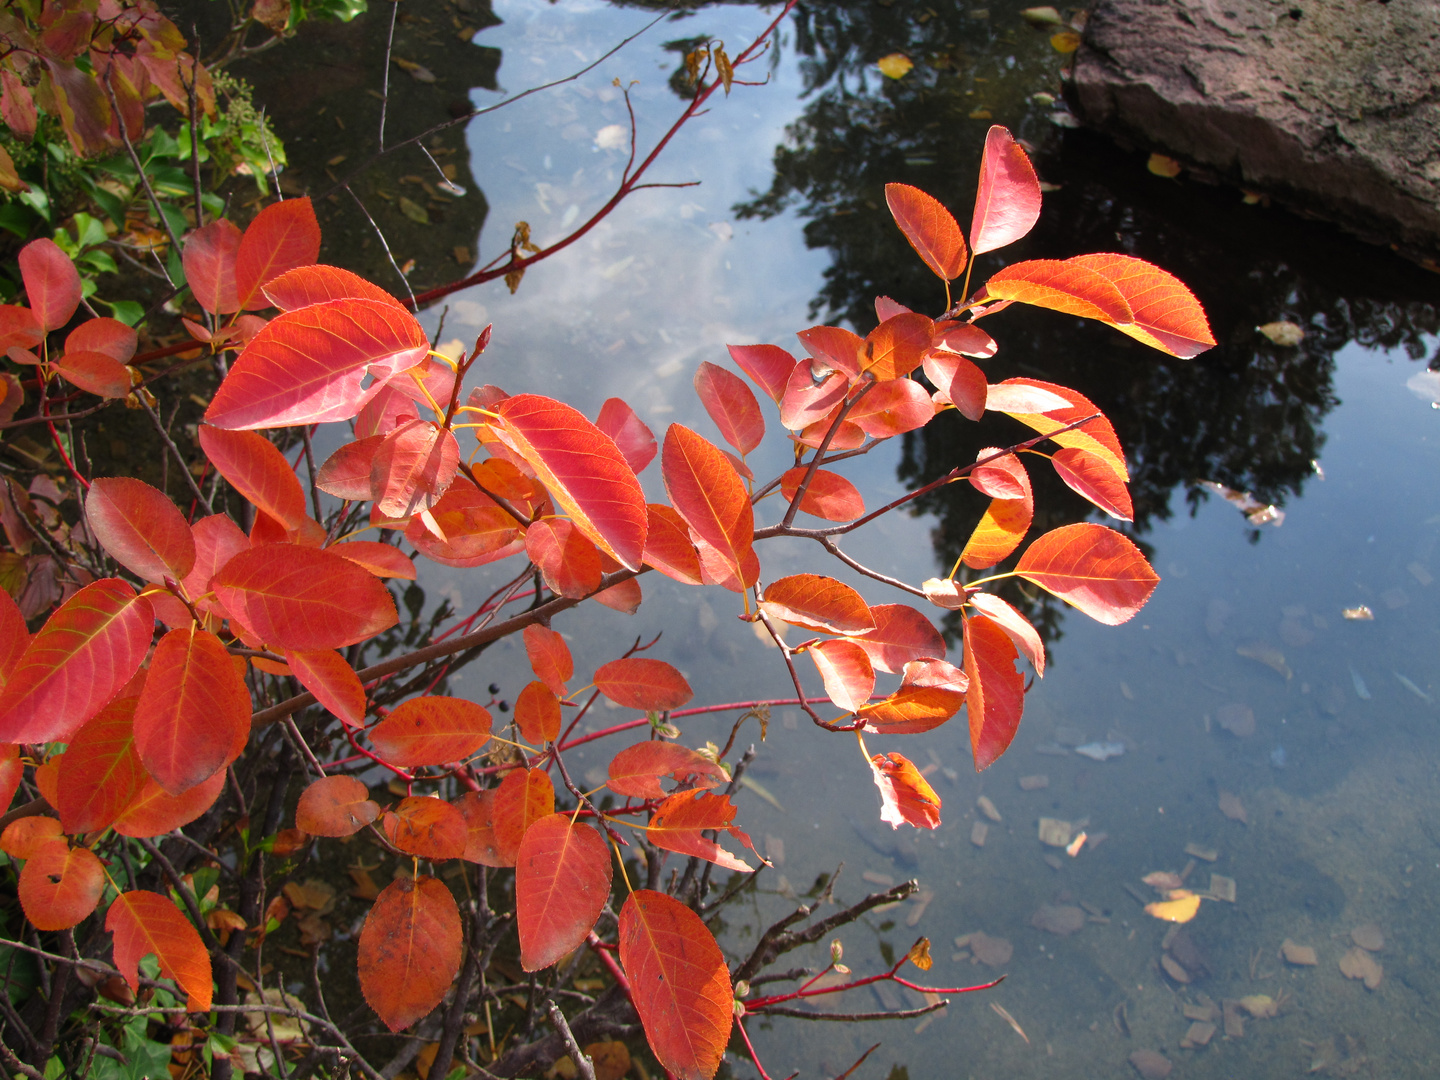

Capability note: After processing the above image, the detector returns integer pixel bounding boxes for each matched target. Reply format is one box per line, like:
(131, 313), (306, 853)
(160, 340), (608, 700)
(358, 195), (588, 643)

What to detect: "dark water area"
(235, 1), (1440, 1077)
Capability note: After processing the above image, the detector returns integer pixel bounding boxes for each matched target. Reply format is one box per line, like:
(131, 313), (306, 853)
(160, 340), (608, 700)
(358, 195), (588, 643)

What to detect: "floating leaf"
(869, 752), (942, 829)
(517, 814), (613, 971)
(1014, 523), (1159, 625)
(876, 52), (914, 79)
(606, 742), (728, 800)
(594, 658), (693, 711)
(368, 696), (492, 768)
(963, 613), (1025, 770)
(1050, 29), (1081, 52)
(970, 126), (1043, 256)
(296, 775), (381, 837)
(760, 574), (874, 635)
(1145, 891), (1202, 924)
(107, 890), (213, 1011)
(358, 876), (462, 1031)
(1257, 320), (1305, 346)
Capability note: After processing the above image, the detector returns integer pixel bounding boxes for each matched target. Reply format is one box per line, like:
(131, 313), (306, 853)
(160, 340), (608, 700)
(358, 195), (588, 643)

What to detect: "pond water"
(259, 1), (1440, 1076)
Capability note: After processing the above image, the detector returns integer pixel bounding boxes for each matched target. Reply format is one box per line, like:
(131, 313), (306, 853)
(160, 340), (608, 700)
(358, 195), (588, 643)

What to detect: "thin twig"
(378, 0), (398, 152)
(546, 1003), (597, 1080)
(345, 185), (416, 307)
(138, 391), (213, 514)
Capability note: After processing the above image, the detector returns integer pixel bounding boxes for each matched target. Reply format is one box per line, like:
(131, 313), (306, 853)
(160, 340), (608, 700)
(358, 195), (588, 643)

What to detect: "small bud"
(733, 979), (750, 999)
(830, 939), (844, 965)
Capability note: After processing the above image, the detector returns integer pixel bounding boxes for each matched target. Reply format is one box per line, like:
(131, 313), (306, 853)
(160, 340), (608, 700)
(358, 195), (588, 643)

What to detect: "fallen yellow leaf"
(1144, 891), (1201, 923)
(1147, 153), (1182, 178)
(877, 53), (914, 79)
(1050, 30), (1081, 52)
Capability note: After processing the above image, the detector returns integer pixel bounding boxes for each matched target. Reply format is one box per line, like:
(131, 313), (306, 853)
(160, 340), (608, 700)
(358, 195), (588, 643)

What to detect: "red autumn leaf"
(65, 317), (137, 363)
(107, 890), (213, 1012)
(329, 541), (416, 580)
(779, 365), (848, 431)
(55, 696), (145, 834)
(661, 425), (758, 593)
(807, 638), (875, 712)
(198, 426), (308, 530)
(726, 343), (795, 404)
(594, 575), (643, 615)
(884, 183), (967, 281)
(596, 397), (658, 474)
(935, 322), (998, 359)
(980, 259), (1134, 325)
(285, 648), (367, 726)
(966, 592), (1045, 677)
(618, 890), (732, 1080)
(970, 125), (1043, 256)
(370, 420), (460, 519)
(759, 574), (874, 635)
(382, 796), (468, 860)
(0, 304), (43, 351)
(646, 791), (757, 872)
(962, 612), (1024, 771)
(1051, 446), (1134, 521)
(0, 589), (26, 685)
(54, 350), (130, 398)
(0, 744), (21, 814)
(262, 263), (407, 313)
(183, 514), (249, 601)
(404, 484), (525, 569)
(514, 680), (562, 744)
(858, 658), (968, 735)
(1014, 523), (1159, 625)
(923, 352), (988, 421)
(987, 378), (1128, 480)
(526, 517), (604, 599)
(204, 299), (430, 429)
(983, 381), (1070, 415)
(85, 477), (196, 583)
(524, 624), (573, 697)
(796, 325), (863, 381)
(860, 313), (934, 382)
(234, 197), (322, 310)
(970, 449), (1030, 499)
(454, 789), (505, 866)
(491, 394), (648, 572)
(183, 219), (242, 314)
(516, 814), (613, 971)
(694, 361), (765, 455)
(134, 626), (251, 795)
(212, 543), (398, 650)
(368, 696), (493, 768)
(113, 768), (226, 838)
(778, 467), (865, 522)
(296, 775), (381, 837)
(847, 603), (946, 674)
(847, 376), (935, 438)
(0, 816), (62, 859)
(960, 452), (1033, 570)
(594, 658), (693, 712)
(869, 752), (942, 830)
(643, 504), (704, 585)
(315, 435), (383, 501)
(492, 768), (555, 864)
(0, 579), (153, 744)
(18, 840), (105, 930)
(358, 876), (462, 1032)
(1065, 253), (1216, 358)
(18, 238), (80, 331)
(606, 742), (727, 800)
(0, 71), (37, 141)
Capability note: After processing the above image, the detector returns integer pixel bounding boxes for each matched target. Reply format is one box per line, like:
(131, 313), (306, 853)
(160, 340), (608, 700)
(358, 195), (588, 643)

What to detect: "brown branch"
(749, 1004), (944, 1022)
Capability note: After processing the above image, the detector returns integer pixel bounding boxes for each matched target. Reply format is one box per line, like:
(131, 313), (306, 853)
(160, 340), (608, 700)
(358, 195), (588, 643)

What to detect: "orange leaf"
(778, 467), (865, 521)
(1065, 253), (1215, 358)
(694, 361), (765, 456)
(85, 477), (196, 584)
(285, 648), (368, 726)
(779, 365), (848, 432)
(54, 350), (130, 398)
(368, 696), (492, 768)
(65, 319), (138, 365)
(198, 425), (308, 530)
(594, 576), (643, 615)
(1051, 446), (1134, 521)
(935, 322), (997, 358)
(212, 542), (398, 650)
(296, 775), (380, 837)
(858, 658), (968, 735)
(358, 876), (462, 1031)
(514, 680), (561, 744)
(0, 743), (21, 814)
(526, 518), (603, 599)
(985, 378), (1127, 480)
(517, 814), (613, 971)
(963, 612), (1024, 771)
(1014, 523), (1159, 625)
(923, 353), (987, 421)
(969, 126), (1042, 256)
(661, 425), (758, 592)
(0, 579), (153, 744)
(594, 658), (693, 711)
(0, 589), (27, 688)
(315, 435), (382, 501)
(19, 840), (105, 930)
(726, 343), (795, 404)
(454, 789), (505, 866)
(113, 768), (227, 838)
(492, 394), (647, 572)
(759, 574), (874, 635)
(847, 377), (935, 437)
(618, 890), (731, 1080)
(261, 263), (407, 313)
(371, 420), (460, 519)
(847, 603), (946, 674)
(647, 790), (757, 871)
(492, 768), (555, 864)
(403, 484), (525, 569)
(234, 197), (322, 311)
(183, 515), (249, 608)
(596, 397), (657, 474)
(606, 742), (727, 800)
(55, 696), (145, 834)
(182, 219), (242, 315)
(960, 454), (1033, 570)
(329, 541), (416, 580)
(861, 313), (934, 382)
(0, 816), (63, 859)
(107, 890), (213, 1011)
(807, 638), (875, 712)
(134, 626), (251, 796)
(796, 325), (863, 381)
(642, 504), (704, 585)
(980, 259), (1134, 325)
(966, 592), (1045, 677)
(18, 238), (80, 331)
(523, 624), (573, 697)
(884, 183), (967, 281)
(869, 752), (941, 829)
(382, 796), (468, 860)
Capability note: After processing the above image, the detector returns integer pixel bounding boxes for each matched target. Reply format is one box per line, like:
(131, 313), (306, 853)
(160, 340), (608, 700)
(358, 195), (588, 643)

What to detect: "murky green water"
(255, 1), (1440, 1076)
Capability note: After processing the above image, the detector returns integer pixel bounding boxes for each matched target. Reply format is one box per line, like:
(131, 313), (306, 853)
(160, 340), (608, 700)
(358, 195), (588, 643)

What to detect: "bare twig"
(546, 1003), (597, 1080)
(344, 185), (416, 307)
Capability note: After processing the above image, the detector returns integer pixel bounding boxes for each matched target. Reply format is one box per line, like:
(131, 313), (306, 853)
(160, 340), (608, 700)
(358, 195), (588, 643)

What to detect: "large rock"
(1071, 0), (1440, 258)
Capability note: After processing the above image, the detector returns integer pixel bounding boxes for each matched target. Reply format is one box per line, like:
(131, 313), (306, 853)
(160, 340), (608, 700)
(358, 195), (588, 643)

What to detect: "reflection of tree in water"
(725, 2), (1439, 645)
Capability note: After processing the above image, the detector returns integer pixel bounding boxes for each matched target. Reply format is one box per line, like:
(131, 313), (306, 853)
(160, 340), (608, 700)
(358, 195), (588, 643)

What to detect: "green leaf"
(95, 299), (145, 327)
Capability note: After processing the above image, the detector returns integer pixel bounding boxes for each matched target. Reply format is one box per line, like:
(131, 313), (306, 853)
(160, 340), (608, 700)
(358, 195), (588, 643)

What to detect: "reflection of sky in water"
(401, 3), (1440, 1076)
